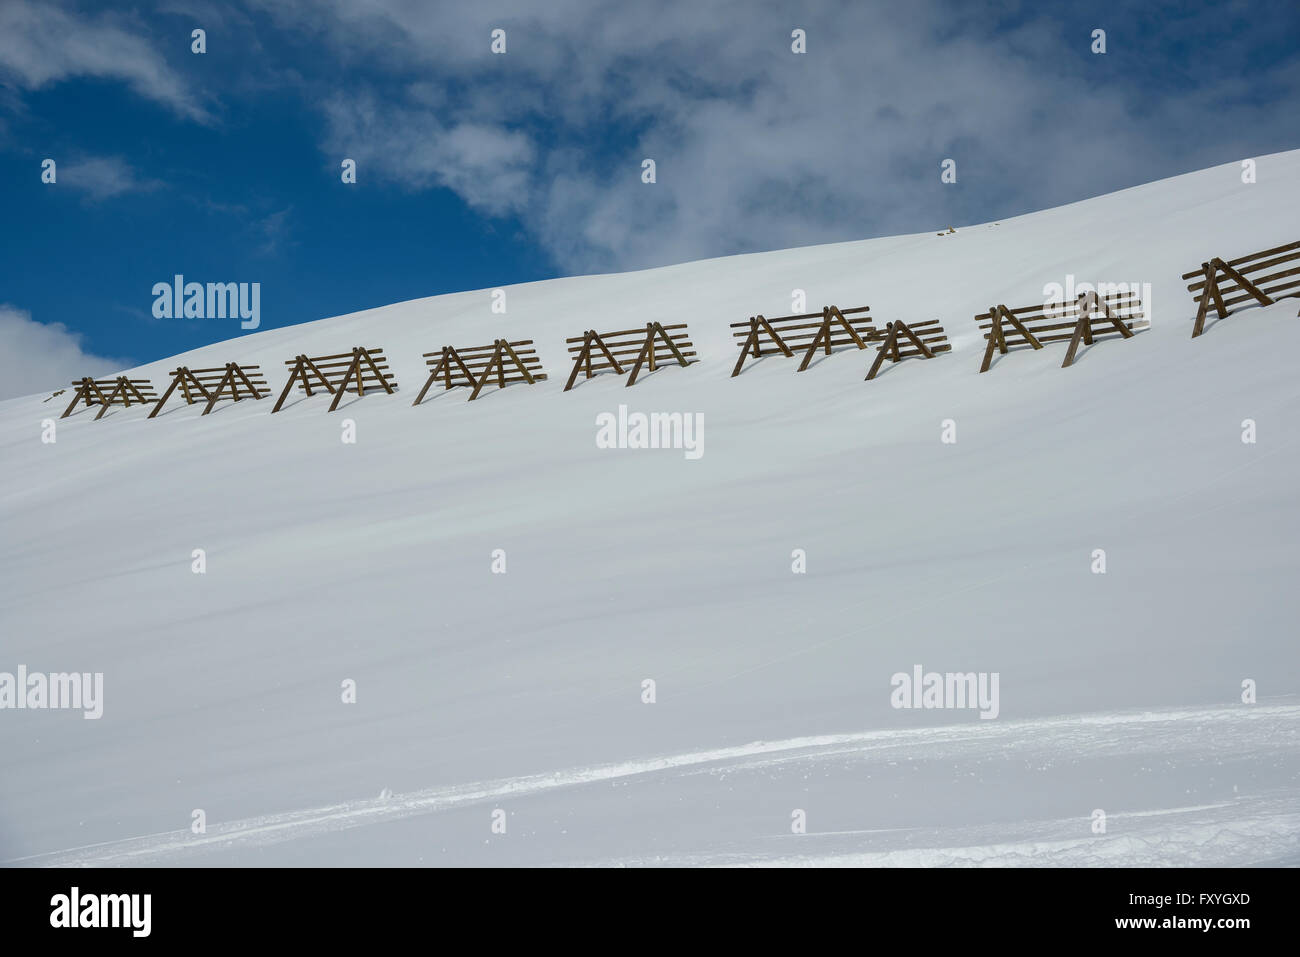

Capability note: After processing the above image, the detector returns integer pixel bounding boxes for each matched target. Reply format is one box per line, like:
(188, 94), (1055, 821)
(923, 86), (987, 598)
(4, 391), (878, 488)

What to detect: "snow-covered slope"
(3, 152), (1299, 867)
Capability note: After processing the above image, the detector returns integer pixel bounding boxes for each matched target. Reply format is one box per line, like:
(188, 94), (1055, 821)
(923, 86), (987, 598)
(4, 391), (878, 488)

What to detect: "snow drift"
(2, 151), (1298, 866)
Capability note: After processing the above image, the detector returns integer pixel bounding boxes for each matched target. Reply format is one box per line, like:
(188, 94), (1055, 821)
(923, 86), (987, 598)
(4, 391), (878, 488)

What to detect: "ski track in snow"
(649, 804), (1300, 868)
(8, 703), (1297, 867)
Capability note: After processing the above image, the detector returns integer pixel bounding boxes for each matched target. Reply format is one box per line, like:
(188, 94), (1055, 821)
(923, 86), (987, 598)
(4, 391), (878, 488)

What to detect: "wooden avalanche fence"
(975, 290), (1147, 373)
(864, 320), (951, 380)
(149, 363), (270, 417)
(730, 305), (875, 376)
(413, 338), (547, 404)
(272, 347), (397, 413)
(61, 376), (159, 420)
(564, 322), (697, 390)
(1182, 240), (1300, 337)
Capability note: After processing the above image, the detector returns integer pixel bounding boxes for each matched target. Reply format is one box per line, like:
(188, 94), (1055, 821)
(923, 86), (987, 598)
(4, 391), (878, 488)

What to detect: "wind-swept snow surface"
(9, 705), (1299, 867)
(3, 152), (1299, 866)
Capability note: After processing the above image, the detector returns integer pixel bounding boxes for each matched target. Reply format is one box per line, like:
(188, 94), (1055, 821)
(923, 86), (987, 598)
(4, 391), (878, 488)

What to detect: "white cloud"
(59, 155), (162, 200)
(254, 207), (294, 255)
(250, 1), (1300, 272)
(0, 305), (131, 401)
(322, 94), (534, 216)
(0, 1), (210, 122)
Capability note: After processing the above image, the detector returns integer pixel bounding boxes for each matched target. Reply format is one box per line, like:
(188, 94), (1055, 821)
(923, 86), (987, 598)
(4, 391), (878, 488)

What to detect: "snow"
(2, 151), (1299, 866)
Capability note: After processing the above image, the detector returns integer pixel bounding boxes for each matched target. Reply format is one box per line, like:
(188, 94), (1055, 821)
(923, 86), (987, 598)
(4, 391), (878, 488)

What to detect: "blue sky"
(1, 0), (1297, 393)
